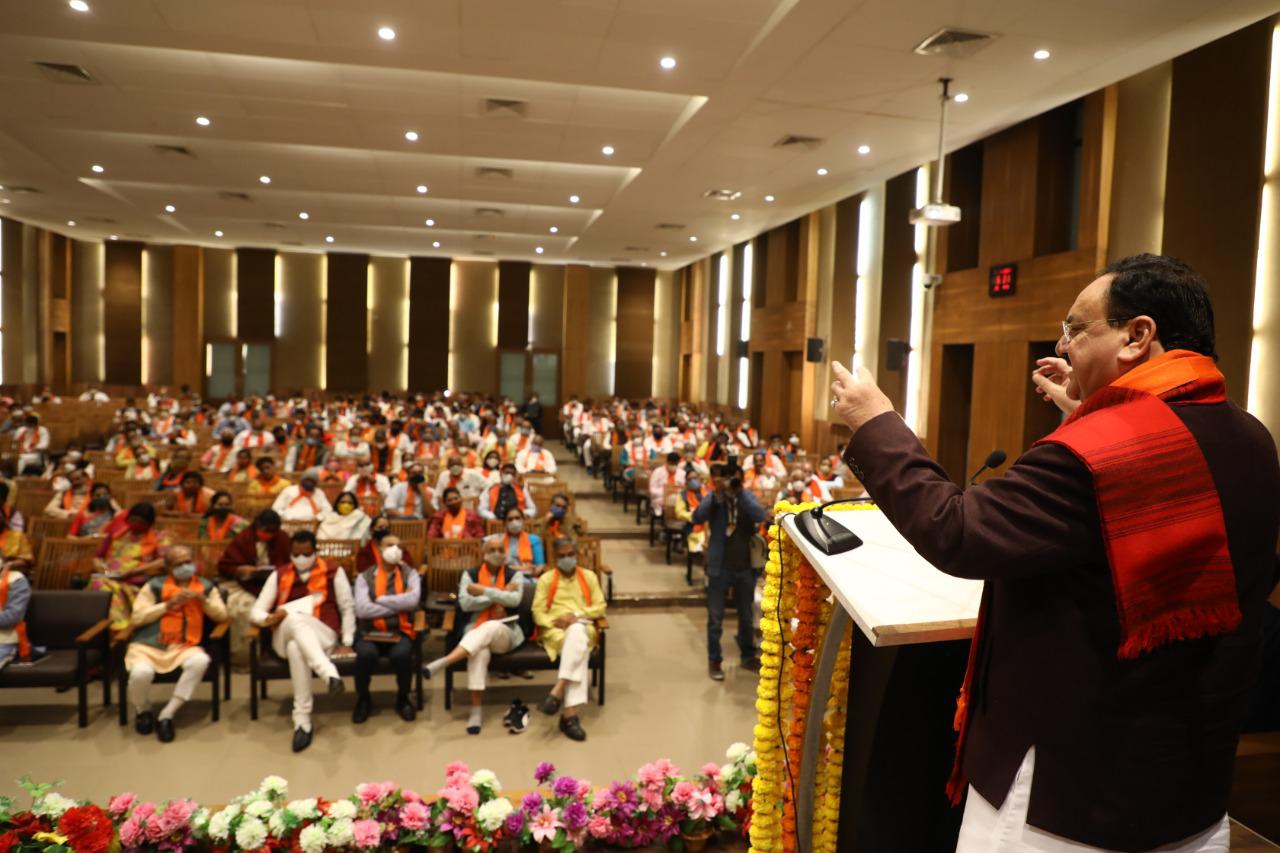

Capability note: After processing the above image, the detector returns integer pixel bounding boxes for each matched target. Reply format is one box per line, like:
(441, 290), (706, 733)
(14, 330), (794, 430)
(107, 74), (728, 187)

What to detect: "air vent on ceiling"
(773, 134), (823, 150)
(473, 250), (496, 256)
(474, 208), (504, 218)
(912, 28), (997, 58)
(655, 223), (686, 231)
(483, 98), (528, 118)
(475, 167), (514, 181)
(610, 258), (631, 263)
(263, 222), (287, 230)
(282, 241), (303, 247)
(0, 185), (41, 194)
(218, 191), (253, 203)
(82, 216), (116, 224)
(703, 189), (742, 201)
(624, 246), (650, 253)
(152, 144), (196, 159)
(34, 61), (97, 85)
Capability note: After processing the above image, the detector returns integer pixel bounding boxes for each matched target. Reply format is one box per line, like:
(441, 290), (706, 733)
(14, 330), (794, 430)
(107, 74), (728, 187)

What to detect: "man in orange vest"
(352, 533), (421, 725)
(478, 463), (535, 521)
(0, 522), (39, 671)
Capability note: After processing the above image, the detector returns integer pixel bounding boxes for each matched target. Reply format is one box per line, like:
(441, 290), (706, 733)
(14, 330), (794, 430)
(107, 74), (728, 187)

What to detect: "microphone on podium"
(794, 497), (873, 556)
(967, 449), (1007, 486)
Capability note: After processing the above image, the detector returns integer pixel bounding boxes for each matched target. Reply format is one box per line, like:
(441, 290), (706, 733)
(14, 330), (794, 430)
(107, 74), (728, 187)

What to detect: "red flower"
(8, 812), (50, 836)
(0, 831), (21, 853)
(57, 804), (115, 853)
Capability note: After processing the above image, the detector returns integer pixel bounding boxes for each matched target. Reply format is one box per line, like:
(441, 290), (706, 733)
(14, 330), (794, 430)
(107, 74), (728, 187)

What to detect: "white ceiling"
(0, 0), (1274, 269)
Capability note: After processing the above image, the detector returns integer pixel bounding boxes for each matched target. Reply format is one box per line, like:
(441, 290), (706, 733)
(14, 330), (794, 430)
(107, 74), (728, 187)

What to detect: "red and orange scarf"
(371, 550), (415, 638)
(946, 350), (1238, 805)
(0, 566), (31, 660)
(276, 559), (332, 619)
(159, 575), (205, 647)
(472, 564), (510, 627)
(545, 568), (592, 612)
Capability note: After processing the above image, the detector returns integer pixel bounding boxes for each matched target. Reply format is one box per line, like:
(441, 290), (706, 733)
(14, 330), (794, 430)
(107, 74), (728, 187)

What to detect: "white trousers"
(129, 652), (210, 715)
(956, 747), (1231, 853)
(273, 614), (339, 730)
(458, 620), (515, 691)
(558, 622), (590, 708)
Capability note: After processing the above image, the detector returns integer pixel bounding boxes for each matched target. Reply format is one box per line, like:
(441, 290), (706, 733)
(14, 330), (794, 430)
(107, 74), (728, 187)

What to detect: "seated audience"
(251, 530), (355, 753)
(343, 458), (391, 517)
(479, 463), (535, 520)
(543, 493), (586, 541)
(435, 454), (489, 501)
(0, 484), (21, 534)
(69, 483), (120, 537)
(201, 429), (238, 473)
(501, 506), (545, 575)
(384, 463), (434, 519)
(228, 449), (256, 483)
(0, 539), (41, 670)
(13, 412), (50, 475)
(285, 425), (328, 473)
(249, 457), (289, 496)
(91, 502), (172, 630)
(272, 474), (332, 522)
(199, 491), (249, 541)
(648, 452), (685, 519)
(515, 435), (557, 475)
(126, 449), (162, 483)
(317, 492), (372, 544)
(44, 468), (94, 519)
(124, 545), (227, 742)
(352, 533), (421, 724)
(167, 471), (215, 515)
(674, 473), (710, 554)
(427, 487), (486, 539)
(216, 510), (292, 659)
(155, 448), (196, 491)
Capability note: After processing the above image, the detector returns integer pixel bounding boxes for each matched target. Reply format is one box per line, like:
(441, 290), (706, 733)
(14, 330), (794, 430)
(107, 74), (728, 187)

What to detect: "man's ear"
(1118, 315), (1158, 364)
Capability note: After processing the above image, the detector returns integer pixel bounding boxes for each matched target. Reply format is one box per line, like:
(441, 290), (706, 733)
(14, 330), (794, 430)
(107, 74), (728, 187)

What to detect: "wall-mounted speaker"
(805, 337), (825, 363)
(885, 338), (912, 371)
(735, 340), (749, 359)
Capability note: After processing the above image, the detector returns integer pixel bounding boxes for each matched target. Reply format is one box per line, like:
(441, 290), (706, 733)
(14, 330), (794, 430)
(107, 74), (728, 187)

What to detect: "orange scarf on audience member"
(276, 559), (331, 619)
(159, 574), (205, 647)
(545, 568), (592, 611)
(471, 564), (510, 627)
(502, 532), (534, 564)
(371, 549), (415, 638)
(0, 566), (31, 660)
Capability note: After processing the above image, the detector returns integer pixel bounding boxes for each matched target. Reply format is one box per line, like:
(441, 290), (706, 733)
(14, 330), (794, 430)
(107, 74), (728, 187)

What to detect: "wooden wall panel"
(143, 245), (174, 386)
(70, 239), (103, 384)
(409, 257), (450, 391)
(102, 240), (142, 385)
(1162, 19), (1270, 403)
(829, 196), (860, 370)
(275, 252), (326, 393)
(878, 171), (917, 411)
(497, 260), (531, 351)
(235, 248), (274, 341)
(325, 252), (368, 392)
(1, 218), (27, 385)
(978, 122), (1039, 269)
(615, 266), (655, 399)
(561, 265), (590, 399)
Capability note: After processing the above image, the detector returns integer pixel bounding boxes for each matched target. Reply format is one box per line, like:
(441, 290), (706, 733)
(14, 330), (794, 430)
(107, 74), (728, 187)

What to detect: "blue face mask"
(556, 556), (578, 573)
(172, 563), (197, 582)
(550, 506), (566, 520)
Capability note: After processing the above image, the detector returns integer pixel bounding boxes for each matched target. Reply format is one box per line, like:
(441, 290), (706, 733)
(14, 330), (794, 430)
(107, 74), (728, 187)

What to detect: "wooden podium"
(781, 509), (983, 853)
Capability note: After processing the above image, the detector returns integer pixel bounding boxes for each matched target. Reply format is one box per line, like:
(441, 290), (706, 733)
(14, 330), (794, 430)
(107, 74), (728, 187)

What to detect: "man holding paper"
(828, 255), (1279, 852)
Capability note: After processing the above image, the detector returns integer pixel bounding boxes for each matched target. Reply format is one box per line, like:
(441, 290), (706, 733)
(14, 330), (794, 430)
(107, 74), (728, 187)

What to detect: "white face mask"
(291, 554), (316, 573)
(449, 465), (463, 476)
(52, 477), (70, 492)
(506, 519), (523, 534)
(171, 562), (197, 582)
(501, 473), (514, 485)
(381, 545), (402, 565)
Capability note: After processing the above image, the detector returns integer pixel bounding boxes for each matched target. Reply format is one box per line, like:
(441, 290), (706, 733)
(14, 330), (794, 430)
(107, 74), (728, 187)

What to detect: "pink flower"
(530, 805), (563, 844)
(591, 790), (612, 811)
(576, 779), (592, 797)
(445, 761), (470, 777)
(701, 763), (722, 779)
(132, 802), (156, 821)
(399, 802), (430, 831)
(440, 784), (478, 814)
(640, 788), (664, 812)
(587, 815), (611, 838)
(687, 789), (722, 821)
(118, 816), (143, 847)
(401, 789), (422, 804)
(636, 763), (662, 786)
(108, 793), (136, 817)
(670, 781), (697, 806)
(356, 783), (384, 807)
(156, 800), (195, 836)
(654, 759), (680, 779)
(352, 819), (381, 849)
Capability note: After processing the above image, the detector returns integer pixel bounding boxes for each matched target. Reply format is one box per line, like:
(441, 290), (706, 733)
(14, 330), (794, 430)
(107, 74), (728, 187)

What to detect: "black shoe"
(503, 700), (529, 733)
(292, 727), (312, 753)
(328, 677), (345, 696)
(709, 661), (725, 681)
(395, 694), (416, 722)
(352, 694), (372, 724)
(156, 718), (175, 743)
(420, 664), (434, 681)
(538, 693), (562, 715)
(495, 671), (511, 680)
(741, 657), (762, 674)
(559, 714), (587, 741)
(514, 669), (535, 680)
(134, 710), (155, 735)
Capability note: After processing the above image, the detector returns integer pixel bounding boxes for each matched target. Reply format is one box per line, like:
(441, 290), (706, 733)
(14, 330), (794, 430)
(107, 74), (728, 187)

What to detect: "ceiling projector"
(909, 202), (962, 226)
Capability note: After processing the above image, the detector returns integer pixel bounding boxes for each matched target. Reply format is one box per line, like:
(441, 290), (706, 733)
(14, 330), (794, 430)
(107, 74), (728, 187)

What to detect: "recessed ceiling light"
(857, 145), (871, 155)
(416, 185), (428, 194)
(164, 204), (176, 213)
(660, 251), (668, 257)
(109, 235), (117, 240)
(535, 247), (544, 255)
(195, 116), (210, 127)
(404, 130), (419, 142)
(259, 175), (271, 184)
(601, 145), (615, 156)
(424, 219), (435, 227)
(660, 56), (677, 70)
(689, 236), (698, 243)
(730, 213), (741, 221)
(325, 235), (335, 244)
(67, 220), (76, 227)
(549, 226), (559, 234)
(298, 211), (309, 220)
(432, 241), (441, 249)
(214, 230), (223, 237)
(764, 194), (775, 203)
(68, 0), (89, 11)
(0, 199), (9, 205)
(1033, 49), (1051, 60)
(91, 164), (104, 173)
(954, 92), (969, 103)
(816, 168), (829, 176)
(378, 26), (396, 41)
(569, 194), (580, 204)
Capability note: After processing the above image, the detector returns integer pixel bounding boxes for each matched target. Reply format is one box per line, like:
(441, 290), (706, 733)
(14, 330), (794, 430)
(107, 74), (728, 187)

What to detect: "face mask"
(89, 497), (110, 512)
(66, 450), (82, 461)
(520, 427), (531, 435)
(381, 545), (402, 565)
(449, 465), (463, 476)
(211, 506), (231, 518)
(256, 530), (275, 542)
(359, 466), (373, 476)
(483, 551), (505, 567)
(550, 506), (566, 520)
(688, 478), (702, 491)
(300, 481), (316, 493)
(137, 455), (151, 465)
(306, 437), (319, 446)
(128, 519), (149, 534)
(291, 554), (316, 572)
(557, 556), (577, 574)
(171, 563), (197, 582)
(337, 503), (354, 516)
(486, 458), (499, 469)
(790, 480), (804, 492)
(221, 436), (234, 446)
(506, 519), (523, 534)
(501, 473), (514, 485)
(372, 528), (390, 541)
(409, 474), (425, 485)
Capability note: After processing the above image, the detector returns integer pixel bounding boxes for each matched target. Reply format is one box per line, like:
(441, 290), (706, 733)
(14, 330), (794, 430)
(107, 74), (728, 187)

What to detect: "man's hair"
(1103, 254), (1217, 360)
(256, 456), (274, 469)
(254, 509), (282, 529)
(665, 452), (680, 464)
(442, 486), (461, 500)
(127, 501), (157, 524)
(291, 530), (317, 547)
(552, 536), (577, 553)
(181, 470), (203, 485)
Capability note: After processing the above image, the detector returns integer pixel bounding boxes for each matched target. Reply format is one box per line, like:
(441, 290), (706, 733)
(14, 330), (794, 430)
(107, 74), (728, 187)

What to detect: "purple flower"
(504, 811), (525, 834)
(521, 792), (544, 815)
(533, 762), (556, 784)
(552, 776), (580, 799)
(562, 801), (588, 831)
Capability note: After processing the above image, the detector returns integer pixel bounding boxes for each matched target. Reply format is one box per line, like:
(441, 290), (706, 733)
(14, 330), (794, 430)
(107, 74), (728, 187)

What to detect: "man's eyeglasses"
(1060, 316), (1132, 343)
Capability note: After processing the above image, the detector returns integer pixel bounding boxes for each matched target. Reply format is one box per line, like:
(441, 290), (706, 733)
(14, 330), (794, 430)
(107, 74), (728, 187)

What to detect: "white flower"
(268, 810), (288, 837)
(726, 742), (750, 762)
(34, 792), (77, 819)
(725, 790), (744, 812)
(208, 806), (238, 840)
(720, 764), (736, 781)
(287, 798), (319, 819)
(469, 769), (499, 790)
(192, 807), (211, 831)
(235, 816), (268, 850)
(476, 798), (513, 832)
(259, 775), (289, 797)
(327, 818), (355, 847)
(328, 800), (357, 820)
(245, 799), (275, 818)
(299, 824), (328, 853)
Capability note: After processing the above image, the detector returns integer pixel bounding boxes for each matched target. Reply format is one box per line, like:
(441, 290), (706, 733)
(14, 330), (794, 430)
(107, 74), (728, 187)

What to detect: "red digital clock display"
(989, 263), (1017, 298)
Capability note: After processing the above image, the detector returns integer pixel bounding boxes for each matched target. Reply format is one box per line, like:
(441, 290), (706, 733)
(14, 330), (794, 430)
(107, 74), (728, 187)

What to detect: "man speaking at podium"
(829, 254), (1279, 852)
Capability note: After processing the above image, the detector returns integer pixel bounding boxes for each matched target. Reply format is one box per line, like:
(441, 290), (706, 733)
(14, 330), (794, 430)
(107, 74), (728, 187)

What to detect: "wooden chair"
(28, 515), (71, 545)
(423, 537), (483, 594)
(387, 518), (427, 543)
(280, 518), (319, 536)
(156, 515), (200, 540)
(576, 536), (614, 602)
(316, 538), (362, 578)
(235, 494), (276, 521)
(15, 484), (55, 526)
(33, 537), (101, 589)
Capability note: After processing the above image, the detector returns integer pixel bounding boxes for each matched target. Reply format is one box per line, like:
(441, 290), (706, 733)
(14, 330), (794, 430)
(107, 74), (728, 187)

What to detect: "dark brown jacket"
(216, 528), (292, 595)
(845, 402), (1280, 851)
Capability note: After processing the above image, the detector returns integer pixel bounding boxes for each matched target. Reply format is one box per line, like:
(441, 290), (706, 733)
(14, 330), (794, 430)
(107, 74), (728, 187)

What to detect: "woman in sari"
(198, 491), (250, 541)
(90, 502), (172, 630)
(69, 483), (121, 537)
(315, 491), (371, 543)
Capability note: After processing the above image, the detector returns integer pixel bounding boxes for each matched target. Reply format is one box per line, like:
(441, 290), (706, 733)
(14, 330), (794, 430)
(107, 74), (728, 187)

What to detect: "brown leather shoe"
(709, 660), (725, 681)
